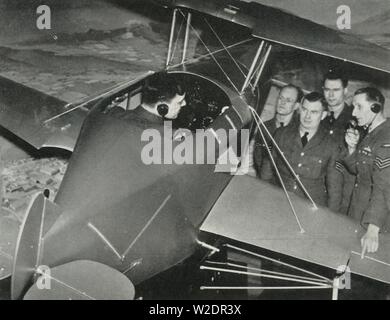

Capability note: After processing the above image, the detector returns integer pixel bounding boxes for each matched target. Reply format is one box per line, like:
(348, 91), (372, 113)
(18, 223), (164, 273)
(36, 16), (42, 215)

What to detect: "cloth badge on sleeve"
(374, 155), (390, 170)
(362, 146), (372, 156)
(335, 161), (345, 173)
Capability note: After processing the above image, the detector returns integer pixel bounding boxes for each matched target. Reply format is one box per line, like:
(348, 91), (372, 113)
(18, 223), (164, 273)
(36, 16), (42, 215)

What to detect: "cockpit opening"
(102, 72), (232, 131)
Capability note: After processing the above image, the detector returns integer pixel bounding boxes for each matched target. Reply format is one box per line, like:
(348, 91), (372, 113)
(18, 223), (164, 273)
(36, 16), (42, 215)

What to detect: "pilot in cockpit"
(108, 71), (187, 124)
(107, 71), (250, 167)
(140, 73), (187, 121)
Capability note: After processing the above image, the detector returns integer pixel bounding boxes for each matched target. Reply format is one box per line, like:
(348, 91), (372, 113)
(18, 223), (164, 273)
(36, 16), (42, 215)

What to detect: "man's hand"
(361, 224), (380, 258)
(345, 128), (359, 155)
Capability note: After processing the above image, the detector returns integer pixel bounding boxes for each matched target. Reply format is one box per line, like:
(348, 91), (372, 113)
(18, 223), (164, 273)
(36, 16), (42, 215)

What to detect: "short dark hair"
(142, 72), (184, 105)
(323, 70), (348, 88)
(303, 91), (326, 109)
(354, 87), (385, 110)
(282, 84), (304, 103)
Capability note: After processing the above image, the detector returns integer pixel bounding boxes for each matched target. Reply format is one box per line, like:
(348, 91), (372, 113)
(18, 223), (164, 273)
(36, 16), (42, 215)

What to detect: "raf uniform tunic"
(253, 113), (298, 178)
(261, 121), (343, 211)
(343, 119), (390, 233)
(321, 104), (356, 214)
(322, 104), (354, 143)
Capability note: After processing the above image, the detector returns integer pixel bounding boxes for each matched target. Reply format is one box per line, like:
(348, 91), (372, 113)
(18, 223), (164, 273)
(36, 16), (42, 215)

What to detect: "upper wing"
(0, 76), (88, 151)
(201, 174), (390, 284)
(162, 0), (390, 74)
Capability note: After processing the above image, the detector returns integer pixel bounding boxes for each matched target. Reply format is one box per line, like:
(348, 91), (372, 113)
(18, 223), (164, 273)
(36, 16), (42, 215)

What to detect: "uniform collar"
(328, 102), (345, 119)
(368, 117), (387, 133)
(296, 123), (327, 150)
(331, 103), (351, 121)
(361, 119), (390, 143)
(275, 112), (295, 127)
(275, 111), (299, 128)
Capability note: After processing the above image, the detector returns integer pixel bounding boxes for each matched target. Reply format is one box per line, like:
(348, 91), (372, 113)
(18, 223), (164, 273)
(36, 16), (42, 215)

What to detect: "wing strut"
(168, 14), (185, 66)
(166, 9), (178, 67)
(166, 9), (257, 94)
(240, 41), (264, 94)
(181, 12), (192, 64)
(252, 43), (273, 90)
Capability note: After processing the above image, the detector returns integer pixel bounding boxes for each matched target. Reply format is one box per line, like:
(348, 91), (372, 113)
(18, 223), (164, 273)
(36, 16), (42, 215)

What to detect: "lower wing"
(201, 175), (390, 284)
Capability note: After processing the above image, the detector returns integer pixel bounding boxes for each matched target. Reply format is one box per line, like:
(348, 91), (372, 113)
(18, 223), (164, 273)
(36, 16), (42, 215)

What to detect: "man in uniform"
(108, 71), (251, 169)
(322, 70), (353, 139)
(108, 71), (187, 122)
(262, 92), (342, 212)
(322, 70), (355, 214)
(343, 87), (390, 256)
(253, 84), (302, 178)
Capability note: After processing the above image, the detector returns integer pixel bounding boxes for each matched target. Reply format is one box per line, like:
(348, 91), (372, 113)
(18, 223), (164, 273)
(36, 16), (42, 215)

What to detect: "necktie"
(360, 126), (369, 142)
(301, 132), (309, 147)
(328, 111), (335, 124)
(280, 122), (284, 128)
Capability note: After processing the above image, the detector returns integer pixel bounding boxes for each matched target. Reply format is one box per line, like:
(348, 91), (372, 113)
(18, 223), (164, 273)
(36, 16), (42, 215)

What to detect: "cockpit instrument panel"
(172, 73), (231, 130)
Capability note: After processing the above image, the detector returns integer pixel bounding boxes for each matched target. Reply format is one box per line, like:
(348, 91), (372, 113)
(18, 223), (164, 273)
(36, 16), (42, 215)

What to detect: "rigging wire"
(249, 106), (305, 233)
(204, 260), (330, 283)
(249, 106), (318, 211)
(225, 243), (331, 282)
(203, 18), (250, 86)
(200, 265), (331, 287)
(168, 38), (253, 70)
(177, 9), (240, 95)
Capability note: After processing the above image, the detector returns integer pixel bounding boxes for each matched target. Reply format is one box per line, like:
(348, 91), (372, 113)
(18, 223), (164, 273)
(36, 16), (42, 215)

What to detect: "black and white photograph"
(0, 0), (389, 304)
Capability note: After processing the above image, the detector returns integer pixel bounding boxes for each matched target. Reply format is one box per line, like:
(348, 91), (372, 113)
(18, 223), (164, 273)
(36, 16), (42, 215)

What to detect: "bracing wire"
(249, 106), (305, 233)
(177, 9), (240, 94)
(168, 38), (253, 70)
(249, 106), (318, 211)
(203, 18), (250, 86)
